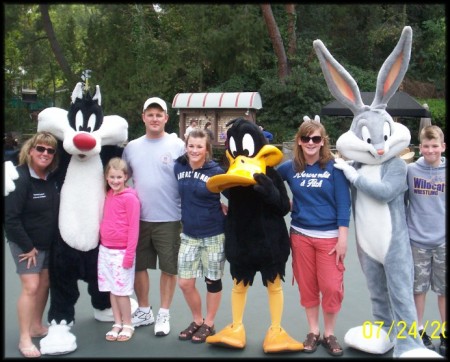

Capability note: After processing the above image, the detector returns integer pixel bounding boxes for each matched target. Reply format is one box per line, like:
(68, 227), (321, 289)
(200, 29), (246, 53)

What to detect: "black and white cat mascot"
(26, 82), (132, 355)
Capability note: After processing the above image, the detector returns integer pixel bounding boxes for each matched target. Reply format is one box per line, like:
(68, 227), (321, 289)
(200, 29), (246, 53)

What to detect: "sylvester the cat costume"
(34, 82), (129, 355)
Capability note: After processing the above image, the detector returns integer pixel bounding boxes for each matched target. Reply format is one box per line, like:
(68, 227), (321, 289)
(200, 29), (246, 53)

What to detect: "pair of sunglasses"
(34, 145), (56, 155)
(300, 136), (322, 144)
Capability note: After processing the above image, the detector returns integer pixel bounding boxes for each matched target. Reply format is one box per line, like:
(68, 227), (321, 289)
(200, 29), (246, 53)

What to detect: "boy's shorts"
(412, 243), (446, 295)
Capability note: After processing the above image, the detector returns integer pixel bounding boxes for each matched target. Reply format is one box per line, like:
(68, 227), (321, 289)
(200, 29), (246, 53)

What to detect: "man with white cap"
(122, 97), (185, 336)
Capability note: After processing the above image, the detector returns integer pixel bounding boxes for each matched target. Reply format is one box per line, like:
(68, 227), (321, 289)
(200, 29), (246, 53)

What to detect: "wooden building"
(171, 92), (262, 144)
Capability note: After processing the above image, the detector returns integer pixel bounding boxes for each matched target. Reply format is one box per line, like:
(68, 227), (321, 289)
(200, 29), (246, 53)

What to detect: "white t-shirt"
(122, 133), (185, 222)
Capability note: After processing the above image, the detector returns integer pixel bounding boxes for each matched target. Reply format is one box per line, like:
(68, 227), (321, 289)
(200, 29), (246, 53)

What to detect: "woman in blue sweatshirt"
(277, 117), (351, 356)
(174, 128), (228, 343)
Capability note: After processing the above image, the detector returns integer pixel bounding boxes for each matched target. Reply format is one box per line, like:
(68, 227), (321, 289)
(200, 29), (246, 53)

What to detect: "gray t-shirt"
(122, 133), (185, 222)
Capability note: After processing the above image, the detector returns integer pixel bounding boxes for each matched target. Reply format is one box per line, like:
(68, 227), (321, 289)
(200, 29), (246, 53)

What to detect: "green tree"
(4, 4), (445, 141)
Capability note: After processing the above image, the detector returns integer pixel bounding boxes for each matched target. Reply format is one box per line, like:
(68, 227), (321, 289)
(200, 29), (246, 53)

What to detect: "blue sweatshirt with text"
(277, 159), (351, 231)
(174, 155), (226, 238)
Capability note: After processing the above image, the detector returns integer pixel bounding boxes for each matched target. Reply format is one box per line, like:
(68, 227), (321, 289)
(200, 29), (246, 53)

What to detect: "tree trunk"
(260, 4), (290, 82)
(285, 4), (297, 57)
(39, 4), (76, 84)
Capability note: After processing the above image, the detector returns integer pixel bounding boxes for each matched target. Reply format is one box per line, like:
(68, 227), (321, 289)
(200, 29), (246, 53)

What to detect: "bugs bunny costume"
(313, 26), (441, 358)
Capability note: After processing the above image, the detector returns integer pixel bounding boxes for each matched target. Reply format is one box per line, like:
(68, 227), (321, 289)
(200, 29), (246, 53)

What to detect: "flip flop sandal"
(191, 323), (215, 344)
(105, 323), (122, 342)
(322, 335), (343, 356)
(117, 325), (135, 342)
(303, 332), (321, 353)
(179, 321), (203, 341)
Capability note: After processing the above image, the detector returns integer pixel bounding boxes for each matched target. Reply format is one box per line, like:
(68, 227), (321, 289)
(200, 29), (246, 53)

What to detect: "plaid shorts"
(412, 243), (446, 295)
(178, 233), (225, 280)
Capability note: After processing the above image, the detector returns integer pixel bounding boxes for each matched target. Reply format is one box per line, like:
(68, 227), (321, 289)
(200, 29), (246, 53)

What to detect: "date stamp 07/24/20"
(362, 321), (446, 340)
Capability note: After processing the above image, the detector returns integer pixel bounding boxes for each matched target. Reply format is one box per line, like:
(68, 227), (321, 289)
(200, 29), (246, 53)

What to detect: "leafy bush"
(418, 98), (446, 134)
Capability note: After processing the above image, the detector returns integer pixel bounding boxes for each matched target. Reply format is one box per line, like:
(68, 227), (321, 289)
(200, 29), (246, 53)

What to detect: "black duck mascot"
(205, 118), (303, 353)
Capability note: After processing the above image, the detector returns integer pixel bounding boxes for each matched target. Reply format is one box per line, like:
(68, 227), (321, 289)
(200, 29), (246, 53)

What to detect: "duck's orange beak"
(206, 145), (283, 193)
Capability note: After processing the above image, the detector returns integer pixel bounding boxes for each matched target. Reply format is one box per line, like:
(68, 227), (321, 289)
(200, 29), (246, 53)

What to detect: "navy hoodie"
(174, 155), (226, 238)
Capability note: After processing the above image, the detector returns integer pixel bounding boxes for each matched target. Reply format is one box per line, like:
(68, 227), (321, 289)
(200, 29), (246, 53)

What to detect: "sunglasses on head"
(34, 146), (56, 155)
(300, 136), (322, 144)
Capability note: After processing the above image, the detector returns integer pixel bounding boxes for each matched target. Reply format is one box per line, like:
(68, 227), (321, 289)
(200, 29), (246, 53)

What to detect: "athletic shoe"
(154, 312), (170, 336)
(94, 307), (114, 322)
(131, 307), (154, 327)
(419, 329), (435, 350)
(439, 332), (446, 356)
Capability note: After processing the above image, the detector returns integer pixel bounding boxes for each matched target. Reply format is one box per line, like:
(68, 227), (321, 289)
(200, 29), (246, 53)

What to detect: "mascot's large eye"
(361, 125), (372, 144)
(75, 111), (84, 132)
(242, 133), (255, 157)
(229, 136), (237, 157)
(383, 121), (391, 141)
(86, 113), (96, 133)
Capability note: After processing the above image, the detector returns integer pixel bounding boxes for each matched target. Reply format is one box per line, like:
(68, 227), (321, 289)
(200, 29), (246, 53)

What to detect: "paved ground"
(4, 209), (441, 359)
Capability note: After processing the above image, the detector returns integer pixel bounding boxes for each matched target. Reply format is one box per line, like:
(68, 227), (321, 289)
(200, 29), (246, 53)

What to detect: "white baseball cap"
(143, 97), (167, 112)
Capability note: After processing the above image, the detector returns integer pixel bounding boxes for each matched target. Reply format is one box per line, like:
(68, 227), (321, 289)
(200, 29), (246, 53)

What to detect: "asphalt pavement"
(3, 205), (442, 359)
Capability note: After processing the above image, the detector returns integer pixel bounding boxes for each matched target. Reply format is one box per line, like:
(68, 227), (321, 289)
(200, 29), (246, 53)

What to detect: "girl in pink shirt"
(98, 158), (140, 342)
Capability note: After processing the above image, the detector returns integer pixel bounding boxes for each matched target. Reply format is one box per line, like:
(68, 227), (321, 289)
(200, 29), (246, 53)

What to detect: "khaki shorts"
(135, 221), (181, 275)
(9, 242), (49, 274)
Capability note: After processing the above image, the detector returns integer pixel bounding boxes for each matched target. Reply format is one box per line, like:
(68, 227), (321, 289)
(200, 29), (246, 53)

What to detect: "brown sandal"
(179, 321), (203, 340)
(322, 335), (343, 356)
(303, 332), (321, 353)
(191, 323), (215, 344)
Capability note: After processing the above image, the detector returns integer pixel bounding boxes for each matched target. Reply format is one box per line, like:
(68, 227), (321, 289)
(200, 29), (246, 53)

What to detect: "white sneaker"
(131, 307), (154, 327)
(94, 307), (114, 322)
(154, 312), (170, 336)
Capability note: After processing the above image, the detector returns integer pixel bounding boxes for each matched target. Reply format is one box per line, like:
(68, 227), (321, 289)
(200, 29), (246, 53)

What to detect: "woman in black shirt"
(4, 131), (60, 358)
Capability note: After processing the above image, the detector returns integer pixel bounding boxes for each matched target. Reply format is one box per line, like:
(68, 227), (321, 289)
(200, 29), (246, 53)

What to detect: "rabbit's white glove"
(303, 115), (320, 123)
(4, 161), (19, 196)
(334, 157), (359, 184)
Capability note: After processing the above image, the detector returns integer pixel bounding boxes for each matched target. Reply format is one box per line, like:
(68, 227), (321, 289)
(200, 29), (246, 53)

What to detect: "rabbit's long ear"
(313, 40), (364, 115)
(372, 26), (412, 108)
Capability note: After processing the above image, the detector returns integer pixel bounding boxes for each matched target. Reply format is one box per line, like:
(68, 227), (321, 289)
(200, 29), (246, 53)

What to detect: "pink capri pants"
(290, 231), (345, 314)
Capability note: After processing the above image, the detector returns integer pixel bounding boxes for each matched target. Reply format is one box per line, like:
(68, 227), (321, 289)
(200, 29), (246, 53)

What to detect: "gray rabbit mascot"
(314, 26), (441, 358)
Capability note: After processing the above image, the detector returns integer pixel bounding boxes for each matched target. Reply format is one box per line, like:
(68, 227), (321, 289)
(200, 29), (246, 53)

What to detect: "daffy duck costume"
(206, 118), (303, 353)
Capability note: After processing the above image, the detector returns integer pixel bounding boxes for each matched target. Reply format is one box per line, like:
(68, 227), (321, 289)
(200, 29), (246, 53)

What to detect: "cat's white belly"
(59, 156), (105, 251)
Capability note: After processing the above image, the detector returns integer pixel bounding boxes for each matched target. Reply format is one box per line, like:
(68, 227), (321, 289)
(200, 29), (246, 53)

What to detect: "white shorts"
(98, 244), (135, 296)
